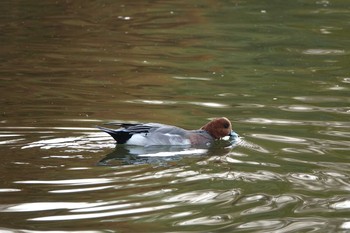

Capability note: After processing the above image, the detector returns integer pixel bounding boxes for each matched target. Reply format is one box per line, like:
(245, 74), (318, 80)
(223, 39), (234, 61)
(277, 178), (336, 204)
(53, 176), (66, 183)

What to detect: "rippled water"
(1, 0), (350, 232)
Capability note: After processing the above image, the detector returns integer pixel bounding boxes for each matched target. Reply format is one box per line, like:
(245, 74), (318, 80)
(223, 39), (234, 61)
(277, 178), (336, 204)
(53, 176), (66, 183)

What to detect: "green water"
(1, 0), (349, 232)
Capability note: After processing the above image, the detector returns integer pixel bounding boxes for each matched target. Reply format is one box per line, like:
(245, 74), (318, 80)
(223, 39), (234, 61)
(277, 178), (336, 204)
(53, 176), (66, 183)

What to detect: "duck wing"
(98, 123), (170, 144)
(103, 123), (167, 134)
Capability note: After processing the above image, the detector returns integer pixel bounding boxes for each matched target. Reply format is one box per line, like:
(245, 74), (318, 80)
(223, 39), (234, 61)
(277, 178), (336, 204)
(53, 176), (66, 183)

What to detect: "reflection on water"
(0, 106), (349, 231)
(1, 0), (350, 232)
(302, 48), (345, 55)
(126, 98), (230, 108)
(29, 204), (176, 222)
(98, 145), (208, 166)
(0, 126), (114, 152)
(244, 117), (350, 128)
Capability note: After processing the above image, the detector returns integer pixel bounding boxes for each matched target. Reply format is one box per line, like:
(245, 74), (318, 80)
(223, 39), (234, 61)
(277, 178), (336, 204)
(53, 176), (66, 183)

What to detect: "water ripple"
(171, 170), (283, 184)
(295, 195), (350, 214)
(15, 178), (114, 186)
(302, 49), (345, 55)
(125, 99), (229, 108)
(29, 204), (176, 221)
(319, 130), (350, 138)
(279, 105), (350, 114)
(236, 219), (284, 231)
(21, 132), (113, 151)
(251, 133), (306, 144)
(50, 185), (116, 193)
(286, 171), (350, 192)
(0, 126), (114, 152)
(172, 76), (212, 81)
(175, 215), (230, 226)
(163, 190), (232, 204)
(243, 118), (350, 128)
(294, 96), (350, 103)
(2, 202), (109, 212)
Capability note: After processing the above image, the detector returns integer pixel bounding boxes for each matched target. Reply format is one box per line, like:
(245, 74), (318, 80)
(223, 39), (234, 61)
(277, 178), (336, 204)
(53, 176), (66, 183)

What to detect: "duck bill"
(229, 131), (239, 140)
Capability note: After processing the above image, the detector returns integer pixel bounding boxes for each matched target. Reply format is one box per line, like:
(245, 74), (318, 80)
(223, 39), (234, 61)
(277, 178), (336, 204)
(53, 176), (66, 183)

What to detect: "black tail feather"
(97, 126), (132, 144)
(103, 122), (140, 128)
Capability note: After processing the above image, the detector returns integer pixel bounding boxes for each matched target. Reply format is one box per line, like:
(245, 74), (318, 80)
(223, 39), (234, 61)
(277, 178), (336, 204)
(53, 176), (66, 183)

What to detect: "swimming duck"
(98, 117), (236, 146)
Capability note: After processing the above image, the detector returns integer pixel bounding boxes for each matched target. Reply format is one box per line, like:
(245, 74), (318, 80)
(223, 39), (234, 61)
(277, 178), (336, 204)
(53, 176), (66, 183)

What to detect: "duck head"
(201, 117), (232, 139)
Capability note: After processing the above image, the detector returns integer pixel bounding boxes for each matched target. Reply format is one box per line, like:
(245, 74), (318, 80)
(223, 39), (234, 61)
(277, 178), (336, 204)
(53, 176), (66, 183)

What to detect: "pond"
(1, 0), (349, 232)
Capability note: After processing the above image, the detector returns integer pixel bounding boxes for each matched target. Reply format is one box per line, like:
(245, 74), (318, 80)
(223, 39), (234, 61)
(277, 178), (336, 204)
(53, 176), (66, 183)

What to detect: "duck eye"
(223, 123), (229, 128)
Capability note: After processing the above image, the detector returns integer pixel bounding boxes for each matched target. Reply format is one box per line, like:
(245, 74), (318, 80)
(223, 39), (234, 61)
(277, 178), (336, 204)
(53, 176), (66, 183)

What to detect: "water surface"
(1, 0), (350, 232)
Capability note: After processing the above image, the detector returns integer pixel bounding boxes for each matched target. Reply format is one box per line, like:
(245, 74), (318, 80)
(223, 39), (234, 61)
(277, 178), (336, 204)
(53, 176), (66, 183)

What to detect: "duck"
(97, 117), (237, 146)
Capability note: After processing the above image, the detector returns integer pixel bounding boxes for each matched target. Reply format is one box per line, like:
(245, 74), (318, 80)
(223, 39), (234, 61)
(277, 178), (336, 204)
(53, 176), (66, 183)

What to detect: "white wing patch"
(125, 133), (190, 146)
(125, 133), (147, 146)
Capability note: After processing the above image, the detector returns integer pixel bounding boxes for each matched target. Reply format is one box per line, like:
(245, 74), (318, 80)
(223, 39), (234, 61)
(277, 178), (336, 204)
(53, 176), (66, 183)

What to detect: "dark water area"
(1, 0), (350, 232)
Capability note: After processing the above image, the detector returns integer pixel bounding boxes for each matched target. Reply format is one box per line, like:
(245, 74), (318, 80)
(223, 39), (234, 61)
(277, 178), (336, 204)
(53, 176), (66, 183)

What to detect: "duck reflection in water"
(97, 139), (238, 166)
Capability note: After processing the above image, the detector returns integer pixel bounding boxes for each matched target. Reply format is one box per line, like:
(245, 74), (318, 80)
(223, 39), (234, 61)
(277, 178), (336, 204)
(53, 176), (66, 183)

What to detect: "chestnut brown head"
(201, 117), (232, 139)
